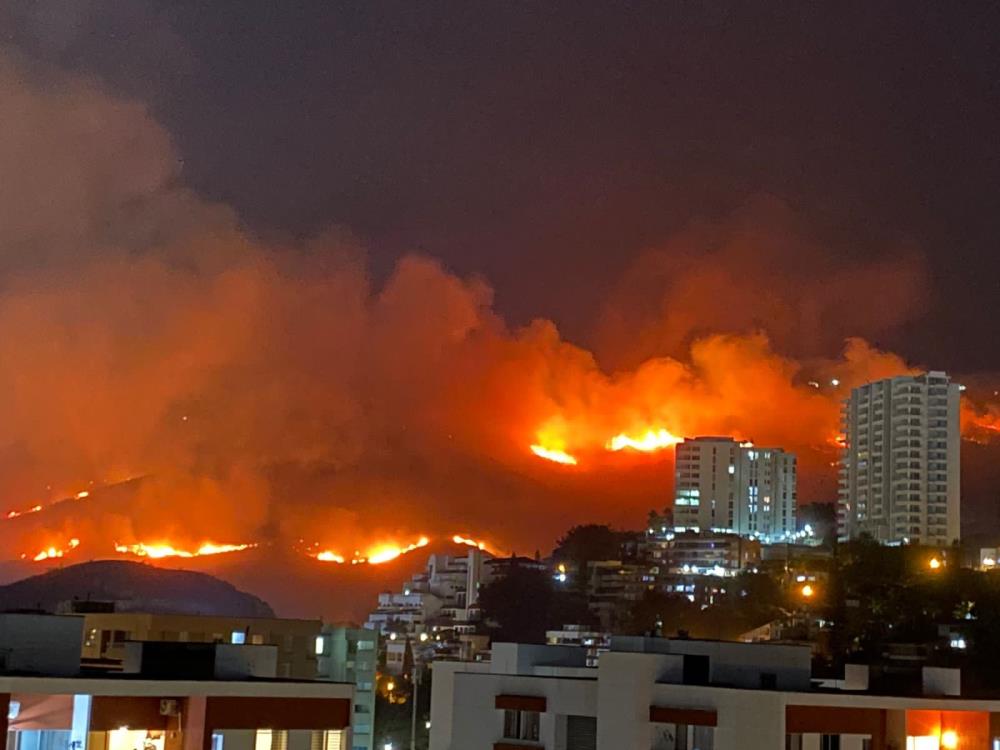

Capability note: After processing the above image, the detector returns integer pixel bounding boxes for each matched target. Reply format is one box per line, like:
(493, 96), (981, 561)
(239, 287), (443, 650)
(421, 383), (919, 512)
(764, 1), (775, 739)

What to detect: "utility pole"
(409, 663), (421, 750)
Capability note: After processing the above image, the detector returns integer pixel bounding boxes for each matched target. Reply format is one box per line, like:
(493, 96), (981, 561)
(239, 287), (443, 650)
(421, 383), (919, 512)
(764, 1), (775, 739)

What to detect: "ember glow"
(6, 504), (42, 520)
(114, 542), (255, 559)
(606, 428), (683, 453)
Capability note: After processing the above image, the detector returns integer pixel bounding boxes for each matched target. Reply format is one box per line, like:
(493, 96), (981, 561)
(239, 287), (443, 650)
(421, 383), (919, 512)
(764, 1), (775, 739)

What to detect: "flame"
(452, 534), (488, 550)
(315, 551), (345, 563)
(530, 444), (578, 465)
(29, 538), (79, 562)
(5, 504), (43, 521)
(362, 536), (430, 564)
(114, 541), (254, 559)
(606, 428), (683, 453)
(308, 536), (430, 565)
(75, 490), (90, 499)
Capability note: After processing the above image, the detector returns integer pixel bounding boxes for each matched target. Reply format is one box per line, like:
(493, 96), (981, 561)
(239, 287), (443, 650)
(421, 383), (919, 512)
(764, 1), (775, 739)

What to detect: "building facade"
(0, 613), (354, 750)
(430, 638), (1000, 750)
(76, 612), (322, 679)
(674, 437), (797, 541)
(316, 626), (377, 750)
(838, 371), (961, 546)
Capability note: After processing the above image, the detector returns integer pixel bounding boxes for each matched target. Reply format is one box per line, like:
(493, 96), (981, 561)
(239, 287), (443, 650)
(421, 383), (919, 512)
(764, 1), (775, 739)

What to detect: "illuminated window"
(315, 636), (326, 655)
(231, 630), (246, 645)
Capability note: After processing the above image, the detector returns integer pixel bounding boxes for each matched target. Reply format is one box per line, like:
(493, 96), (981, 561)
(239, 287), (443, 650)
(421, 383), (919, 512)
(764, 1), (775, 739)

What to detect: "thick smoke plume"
(0, 51), (994, 562)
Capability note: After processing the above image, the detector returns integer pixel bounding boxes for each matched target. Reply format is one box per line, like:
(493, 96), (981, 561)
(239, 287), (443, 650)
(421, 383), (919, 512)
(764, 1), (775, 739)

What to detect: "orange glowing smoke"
(606, 428), (683, 453)
(28, 538), (80, 561)
(114, 541), (254, 559)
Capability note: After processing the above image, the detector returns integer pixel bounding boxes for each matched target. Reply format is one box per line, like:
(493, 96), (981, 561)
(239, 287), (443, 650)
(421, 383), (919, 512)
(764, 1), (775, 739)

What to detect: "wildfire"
(452, 534), (489, 551)
(27, 538), (80, 562)
(114, 541), (254, 559)
(6, 504), (43, 520)
(530, 444), (578, 465)
(309, 536), (430, 565)
(606, 428), (683, 453)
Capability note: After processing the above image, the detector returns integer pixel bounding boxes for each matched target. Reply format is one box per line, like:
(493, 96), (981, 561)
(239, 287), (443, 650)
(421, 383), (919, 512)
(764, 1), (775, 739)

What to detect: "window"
(820, 736), (840, 750)
(315, 635), (326, 655)
(231, 630), (246, 645)
(503, 709), (540, 741)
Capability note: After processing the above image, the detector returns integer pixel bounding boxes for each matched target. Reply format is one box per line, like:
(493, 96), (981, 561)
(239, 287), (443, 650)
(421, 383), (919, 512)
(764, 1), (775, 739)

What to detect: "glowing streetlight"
(940, 729), (958, 749)
(386, 681), (395, 692)
(800, 584), (814, 599)
(929, 557), (942, 571)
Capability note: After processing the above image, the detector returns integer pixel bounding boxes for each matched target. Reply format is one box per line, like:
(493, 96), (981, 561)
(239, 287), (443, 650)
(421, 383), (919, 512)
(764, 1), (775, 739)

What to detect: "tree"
(479, 564), (556, 643)
(554, 524), (623, 589)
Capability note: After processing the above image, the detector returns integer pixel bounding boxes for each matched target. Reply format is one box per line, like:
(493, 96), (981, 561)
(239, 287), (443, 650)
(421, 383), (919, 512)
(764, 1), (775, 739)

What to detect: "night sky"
(5, 1), (999, 369)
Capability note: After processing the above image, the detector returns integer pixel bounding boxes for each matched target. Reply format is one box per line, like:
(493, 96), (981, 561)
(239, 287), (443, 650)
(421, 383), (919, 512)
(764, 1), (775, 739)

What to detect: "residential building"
(545, 625), (610, 667)
(365, 550), (493, 639)
(651, 530), (761, 577)
(316, 626), (377, 750)
(0, 614), (354, 750)
(838, 371), (962, 545)
(674, 437), (797, 542)
(585, 561), (653, 630)
(75, 611), (322, 678)
(365, 549), (495, 673)
(430, 637), (1000, 750)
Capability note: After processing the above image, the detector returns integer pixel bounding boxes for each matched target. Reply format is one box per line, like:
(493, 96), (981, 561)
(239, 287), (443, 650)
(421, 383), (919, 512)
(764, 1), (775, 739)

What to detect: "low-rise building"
(585, 561), (653, 629)
(430, 637), (1000, 750)
(654, 530), (761, 577)
(0, 614), (355, 750)
(75, 611), (322, 678)
(545, 625), (610, 667)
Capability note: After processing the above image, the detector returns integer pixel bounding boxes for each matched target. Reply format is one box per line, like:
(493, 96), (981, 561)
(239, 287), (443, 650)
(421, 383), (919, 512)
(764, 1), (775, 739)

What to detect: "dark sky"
(4, 0), (1000, 370)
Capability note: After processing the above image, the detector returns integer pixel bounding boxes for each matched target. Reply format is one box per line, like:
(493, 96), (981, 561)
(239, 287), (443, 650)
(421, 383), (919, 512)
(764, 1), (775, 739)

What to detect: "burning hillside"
(2, 51), (1000, 568)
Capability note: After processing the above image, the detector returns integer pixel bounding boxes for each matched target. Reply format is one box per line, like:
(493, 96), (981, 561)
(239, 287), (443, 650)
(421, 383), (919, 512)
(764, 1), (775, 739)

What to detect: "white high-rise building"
(673, 437), (797, 541)
(837, 371), (961, 546)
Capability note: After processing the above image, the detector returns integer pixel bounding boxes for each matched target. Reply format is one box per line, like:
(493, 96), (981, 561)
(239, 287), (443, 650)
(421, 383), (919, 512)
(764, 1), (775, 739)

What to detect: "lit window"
(315, 635), (326, 655)
(231, 630), (246, 645)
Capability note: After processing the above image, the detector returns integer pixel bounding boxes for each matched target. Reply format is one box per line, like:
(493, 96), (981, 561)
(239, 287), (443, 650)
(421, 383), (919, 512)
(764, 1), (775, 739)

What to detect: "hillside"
(0, 560), (274, 617)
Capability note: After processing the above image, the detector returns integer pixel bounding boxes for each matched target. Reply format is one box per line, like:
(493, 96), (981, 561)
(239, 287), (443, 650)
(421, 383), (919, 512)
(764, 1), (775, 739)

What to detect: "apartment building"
(316, 626), (377, 750)
(0, 613), (354, 750)
(838, 371), (961, 545)
(430, 636), (1000, 750)
(674, 437), (797, 541)
(76, 611), (322, 678)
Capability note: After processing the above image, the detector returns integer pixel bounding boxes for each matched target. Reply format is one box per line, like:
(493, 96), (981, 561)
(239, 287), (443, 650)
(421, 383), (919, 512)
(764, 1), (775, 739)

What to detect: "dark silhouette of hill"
(0, 560), (274, 617)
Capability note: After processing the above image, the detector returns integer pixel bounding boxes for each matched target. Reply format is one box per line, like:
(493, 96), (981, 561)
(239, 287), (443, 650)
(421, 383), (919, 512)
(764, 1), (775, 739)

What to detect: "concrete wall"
(215, 645), (278, 679)
(490, 643), (587, 675)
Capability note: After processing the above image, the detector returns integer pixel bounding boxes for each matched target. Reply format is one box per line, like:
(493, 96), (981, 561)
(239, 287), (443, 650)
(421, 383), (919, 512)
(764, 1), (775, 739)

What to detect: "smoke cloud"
(0, 50), (992, 565)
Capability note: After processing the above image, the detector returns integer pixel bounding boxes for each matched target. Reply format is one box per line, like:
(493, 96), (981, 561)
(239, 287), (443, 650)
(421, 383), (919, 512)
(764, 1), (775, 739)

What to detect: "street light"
(800, 584), (814, 599)
(929, 557), (942, 571)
